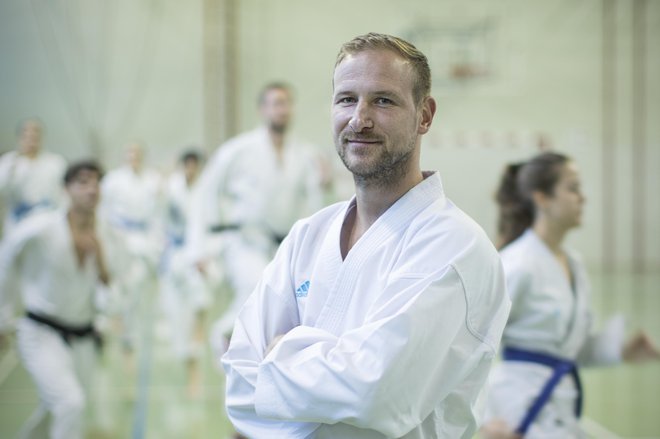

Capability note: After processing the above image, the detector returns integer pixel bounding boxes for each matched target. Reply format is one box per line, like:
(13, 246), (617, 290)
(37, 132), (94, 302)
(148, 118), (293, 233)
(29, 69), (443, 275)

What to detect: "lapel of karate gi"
(530, 232), (589, 357)
(312, 173), (445, 335)
(562, 251), (591, 356)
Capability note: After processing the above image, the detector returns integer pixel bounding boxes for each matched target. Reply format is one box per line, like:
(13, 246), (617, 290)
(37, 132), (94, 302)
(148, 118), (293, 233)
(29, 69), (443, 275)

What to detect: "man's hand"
(0, 328), (15, 352)
(72, 226), (109, 284)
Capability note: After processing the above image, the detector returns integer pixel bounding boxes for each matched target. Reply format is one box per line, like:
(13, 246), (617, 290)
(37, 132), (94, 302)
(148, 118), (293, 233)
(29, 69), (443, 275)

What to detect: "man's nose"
(348, 101), (374, 132)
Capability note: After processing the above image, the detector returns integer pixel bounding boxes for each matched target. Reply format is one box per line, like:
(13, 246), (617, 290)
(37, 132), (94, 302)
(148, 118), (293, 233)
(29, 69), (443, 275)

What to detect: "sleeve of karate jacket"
(0, 221), (33, 331)
(186, 146), (233, 264)
(253, 247), (506, 436)
(95, 222), (133, 314)
(221, 236), (322, 438)
(572, 256), (624, 367)
(0, 153), (17, 202)
(576, 314), (625, 366)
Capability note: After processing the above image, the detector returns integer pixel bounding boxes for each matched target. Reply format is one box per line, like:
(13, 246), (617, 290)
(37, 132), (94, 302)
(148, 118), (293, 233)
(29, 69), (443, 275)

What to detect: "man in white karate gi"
(0, 118), (66, 237)
(0, 160), (121, 439)
(100, 141), (163, 351)
(222, 33), (511, 438)
(189, 82), (323, 355)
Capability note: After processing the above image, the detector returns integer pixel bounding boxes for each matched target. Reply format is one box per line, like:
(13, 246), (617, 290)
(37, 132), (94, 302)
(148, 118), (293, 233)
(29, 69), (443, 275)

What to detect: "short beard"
(269, 121), (288, 134)
(338, 143), (415, 189)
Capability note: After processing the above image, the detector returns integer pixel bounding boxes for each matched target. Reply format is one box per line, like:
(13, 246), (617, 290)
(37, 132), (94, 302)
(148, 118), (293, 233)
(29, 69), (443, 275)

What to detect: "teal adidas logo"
(295, 280), (310, 298)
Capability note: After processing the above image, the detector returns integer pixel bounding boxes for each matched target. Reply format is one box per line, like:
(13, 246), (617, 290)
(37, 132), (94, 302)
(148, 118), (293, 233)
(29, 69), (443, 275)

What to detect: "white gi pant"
(16, 318), (96, 439)
(115, 229), (158, 350)
(160, 244), (211, 360)
(212, 230), (274, 337)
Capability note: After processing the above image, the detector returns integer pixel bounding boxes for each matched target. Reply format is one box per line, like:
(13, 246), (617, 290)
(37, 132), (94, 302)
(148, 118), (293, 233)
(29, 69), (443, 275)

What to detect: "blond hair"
(335, 32), (431, 105)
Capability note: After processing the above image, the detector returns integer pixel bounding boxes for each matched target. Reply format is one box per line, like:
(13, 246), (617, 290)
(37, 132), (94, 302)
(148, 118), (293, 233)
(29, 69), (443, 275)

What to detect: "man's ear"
(418, 97), (436, 134)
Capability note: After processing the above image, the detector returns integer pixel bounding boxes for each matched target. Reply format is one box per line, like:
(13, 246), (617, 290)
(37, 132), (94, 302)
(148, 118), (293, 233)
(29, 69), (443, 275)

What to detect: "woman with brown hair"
(482, 152), (659, 438)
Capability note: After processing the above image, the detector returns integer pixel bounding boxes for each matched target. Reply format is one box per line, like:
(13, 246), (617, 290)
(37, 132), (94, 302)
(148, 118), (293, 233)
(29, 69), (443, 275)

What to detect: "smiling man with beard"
(222, 33), (510, 439)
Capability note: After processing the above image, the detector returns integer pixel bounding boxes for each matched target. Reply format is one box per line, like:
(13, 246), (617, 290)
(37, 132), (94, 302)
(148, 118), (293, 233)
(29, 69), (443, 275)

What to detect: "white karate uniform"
(189, 127), (323, 337)
(0, 150), (66, 236)
(484, 229), (624, 438)
(100, 165), (163, 263)
(0, 211), (123, 439)
(222, 172), (510, 439)
(100, 165), (163, 347)
(160, 171), (210, 359)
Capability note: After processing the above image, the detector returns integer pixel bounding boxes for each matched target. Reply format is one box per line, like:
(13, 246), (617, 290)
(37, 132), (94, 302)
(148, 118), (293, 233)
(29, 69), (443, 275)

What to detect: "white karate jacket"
(223, 172), (510, 438)
(0, 150), (66, 235)
(485, 229), (624, 438)
(0, 211), (124, 329)
(100, 165), (163, 262)
(188, 127), (323, 260)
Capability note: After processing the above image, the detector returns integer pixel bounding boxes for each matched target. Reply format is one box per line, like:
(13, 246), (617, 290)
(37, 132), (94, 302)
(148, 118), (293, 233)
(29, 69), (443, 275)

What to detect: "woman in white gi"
(222, 33), (511, 439)
(100, 142), (163, 352)
(0, 161), (122, 439)
(159, 150), (210, 397)
(188, 83), (324, 358)
(0, 118), (66, 237)
(482, 152), (660, 439)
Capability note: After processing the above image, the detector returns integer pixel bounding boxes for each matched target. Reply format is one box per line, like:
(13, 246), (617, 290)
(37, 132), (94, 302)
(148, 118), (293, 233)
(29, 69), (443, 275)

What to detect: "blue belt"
(166, 233), (185, 247)
(12, 200), (51, 221)
(159, 232), (186, 273)
(503, 347), (583, 436)
(113, 216), (148, 231)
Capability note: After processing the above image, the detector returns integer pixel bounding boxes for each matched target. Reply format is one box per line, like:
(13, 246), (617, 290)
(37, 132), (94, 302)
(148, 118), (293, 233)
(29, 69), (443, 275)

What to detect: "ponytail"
(495, 162), (533, 249)
(495, 152), (570, 249)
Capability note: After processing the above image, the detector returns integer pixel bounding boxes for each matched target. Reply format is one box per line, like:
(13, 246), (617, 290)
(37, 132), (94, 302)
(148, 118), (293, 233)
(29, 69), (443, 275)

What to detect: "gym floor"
(0, 271), (658, 439)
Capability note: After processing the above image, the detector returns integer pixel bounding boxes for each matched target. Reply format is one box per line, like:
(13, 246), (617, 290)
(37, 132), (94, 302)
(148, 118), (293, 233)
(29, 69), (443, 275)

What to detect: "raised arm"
(0, 222), (33, 332)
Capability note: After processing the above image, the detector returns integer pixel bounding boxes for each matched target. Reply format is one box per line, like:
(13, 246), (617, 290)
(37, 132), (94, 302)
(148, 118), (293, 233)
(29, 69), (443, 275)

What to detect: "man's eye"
(375, 98), (393, 105)
(337, 97), (355, 104)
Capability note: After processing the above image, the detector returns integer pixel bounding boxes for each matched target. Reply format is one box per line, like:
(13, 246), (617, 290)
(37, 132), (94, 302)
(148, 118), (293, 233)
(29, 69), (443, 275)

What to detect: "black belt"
(272, 233), (287, 245)
(209, 224), (240, 233)
(26, 311), (103, 351)
(209, 224), (287, 245)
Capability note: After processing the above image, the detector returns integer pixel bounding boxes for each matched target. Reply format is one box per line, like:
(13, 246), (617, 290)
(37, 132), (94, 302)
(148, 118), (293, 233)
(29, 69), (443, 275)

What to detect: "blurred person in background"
(0, 160), (124, 439)
(481, 151), (660, 439)
(100, 141), (163, 355)
(0, 118), (66, 238)
(159, 149), (210, 398)
(188, 82), (324, 363)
